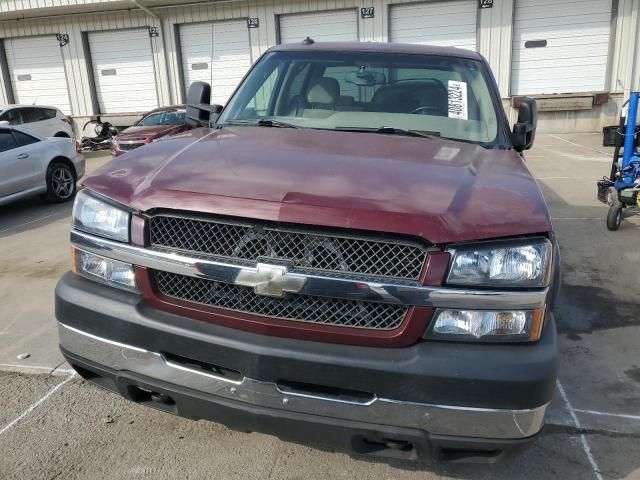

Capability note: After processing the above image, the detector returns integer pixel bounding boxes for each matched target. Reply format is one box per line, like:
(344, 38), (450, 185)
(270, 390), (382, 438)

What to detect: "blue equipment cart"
(597, 92), (640, 230)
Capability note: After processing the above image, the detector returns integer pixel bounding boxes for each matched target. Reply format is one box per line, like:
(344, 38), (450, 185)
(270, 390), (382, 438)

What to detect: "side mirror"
(512, 97), (538, 152)
(0, 120), (9, 126)
(186, 81), (223, 128)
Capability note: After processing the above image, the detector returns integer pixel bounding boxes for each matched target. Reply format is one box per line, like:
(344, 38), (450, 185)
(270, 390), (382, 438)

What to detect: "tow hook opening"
(439, 447), (502, 463)
(126, 385), (177, 413)
(352, 435), (416, 459)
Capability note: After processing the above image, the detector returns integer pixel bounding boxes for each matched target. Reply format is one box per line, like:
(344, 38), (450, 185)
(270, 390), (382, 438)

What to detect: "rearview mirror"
(345, 69), (386, 86)
(512, 97), (537, 152)
(186, 81), (223, 128)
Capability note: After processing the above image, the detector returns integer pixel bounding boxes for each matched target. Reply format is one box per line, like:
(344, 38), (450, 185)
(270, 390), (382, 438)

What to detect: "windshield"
(219, 51), (502, 145)
(138, 109), (186, 126)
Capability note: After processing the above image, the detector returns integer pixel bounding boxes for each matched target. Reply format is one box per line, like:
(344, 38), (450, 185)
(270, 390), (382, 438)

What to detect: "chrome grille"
(149, 215), (429, 281)
(154, 271), (408, 330)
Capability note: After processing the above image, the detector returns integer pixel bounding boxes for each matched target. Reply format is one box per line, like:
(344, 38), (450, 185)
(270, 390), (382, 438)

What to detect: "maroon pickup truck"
(56, 42), (559, 464)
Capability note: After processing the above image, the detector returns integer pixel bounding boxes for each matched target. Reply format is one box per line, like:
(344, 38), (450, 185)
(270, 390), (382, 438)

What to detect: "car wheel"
(606, 206), (623, 231)
(44, 162), (76, 203)
(54, 132), (70, 138)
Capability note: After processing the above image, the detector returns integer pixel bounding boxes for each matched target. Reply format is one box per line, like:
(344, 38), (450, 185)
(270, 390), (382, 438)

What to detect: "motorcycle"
(80, 116), (118, 152)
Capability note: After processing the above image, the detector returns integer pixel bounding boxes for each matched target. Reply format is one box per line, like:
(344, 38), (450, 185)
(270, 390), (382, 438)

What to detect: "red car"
(111, 106), (188, 156)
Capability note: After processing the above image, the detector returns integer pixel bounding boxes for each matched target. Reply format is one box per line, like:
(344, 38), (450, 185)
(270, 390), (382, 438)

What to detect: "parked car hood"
(117, 124), (184, 141)
(84, 127), (551, 244)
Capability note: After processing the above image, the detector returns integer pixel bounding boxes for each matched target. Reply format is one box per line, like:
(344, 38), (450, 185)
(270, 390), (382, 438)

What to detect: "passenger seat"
(302, 77), (340, 118)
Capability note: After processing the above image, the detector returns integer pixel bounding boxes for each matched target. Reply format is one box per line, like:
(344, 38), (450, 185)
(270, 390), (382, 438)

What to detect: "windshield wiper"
(225, 119), (300, 129)
(334, 126), (439, 139)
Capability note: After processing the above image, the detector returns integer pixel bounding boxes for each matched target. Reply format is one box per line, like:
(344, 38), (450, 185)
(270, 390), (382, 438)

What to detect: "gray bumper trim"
(59, 322), (547, 439)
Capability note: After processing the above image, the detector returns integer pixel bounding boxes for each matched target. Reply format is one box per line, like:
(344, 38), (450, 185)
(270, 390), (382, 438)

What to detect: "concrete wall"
(0, 0), (637, 134)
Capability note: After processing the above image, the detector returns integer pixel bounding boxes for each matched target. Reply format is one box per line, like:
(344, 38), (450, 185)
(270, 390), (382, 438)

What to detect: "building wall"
(0, 0), (637, 134)
(0, 9), (171, 118)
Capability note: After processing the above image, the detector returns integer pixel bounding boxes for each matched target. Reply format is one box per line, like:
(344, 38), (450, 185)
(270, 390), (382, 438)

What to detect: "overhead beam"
(131, 0), (159, 20)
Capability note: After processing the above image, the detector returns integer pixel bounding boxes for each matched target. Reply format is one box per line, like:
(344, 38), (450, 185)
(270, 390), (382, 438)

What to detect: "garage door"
(511, 0), (613, 95)
(279, 10), (359, 44)
(389, 1), (477, 50)
(179, 20), (252, 106)
(4, 36), (72, 114)
(89, 29), (158, 113)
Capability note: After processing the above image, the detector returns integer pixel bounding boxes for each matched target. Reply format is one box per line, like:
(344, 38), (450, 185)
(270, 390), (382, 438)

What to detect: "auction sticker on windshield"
(448, 80), (468, 120)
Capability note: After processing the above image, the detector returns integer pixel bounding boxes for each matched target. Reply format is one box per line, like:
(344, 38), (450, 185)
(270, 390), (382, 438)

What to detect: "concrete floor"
(1, 137), (639, 479)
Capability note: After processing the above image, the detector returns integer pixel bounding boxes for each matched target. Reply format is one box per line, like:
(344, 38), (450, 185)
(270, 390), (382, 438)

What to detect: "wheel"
(54, 132), (70, 138)
(43, 161), (76, 203)
(606, 205), (623, 231)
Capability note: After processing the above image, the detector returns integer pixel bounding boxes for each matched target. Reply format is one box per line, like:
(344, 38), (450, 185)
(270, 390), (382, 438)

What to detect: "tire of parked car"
(43, 161), (76, 203)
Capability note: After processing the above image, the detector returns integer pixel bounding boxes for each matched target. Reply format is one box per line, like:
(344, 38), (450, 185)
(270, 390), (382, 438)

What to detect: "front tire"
(606, 206), (623, 231)
(43, 162), (76, 203)
(54, 132), (70, 138)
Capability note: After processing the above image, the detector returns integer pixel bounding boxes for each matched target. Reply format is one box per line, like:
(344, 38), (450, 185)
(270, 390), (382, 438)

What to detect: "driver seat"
(370, 80), (448, 115)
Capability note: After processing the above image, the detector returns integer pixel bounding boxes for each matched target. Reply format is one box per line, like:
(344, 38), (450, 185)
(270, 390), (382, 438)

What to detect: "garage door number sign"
(360, 7), (374, 18)
(479, 0), (493, 8)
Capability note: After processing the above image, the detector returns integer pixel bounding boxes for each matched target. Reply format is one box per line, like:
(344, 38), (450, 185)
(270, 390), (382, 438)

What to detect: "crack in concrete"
(545, 423), (640, 440)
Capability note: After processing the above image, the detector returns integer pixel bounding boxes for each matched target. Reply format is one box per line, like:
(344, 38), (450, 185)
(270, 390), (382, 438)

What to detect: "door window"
(20, 108), (49, 124)
(42, 108), (58, 120)
(0, 109), (23, 125)
(0, 130), (18, 152)
(13, 130), (40, 147)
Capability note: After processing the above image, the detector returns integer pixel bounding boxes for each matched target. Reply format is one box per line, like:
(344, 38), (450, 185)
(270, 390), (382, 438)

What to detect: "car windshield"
(138, 109), (186, 126)
(219, 51), (502, 145)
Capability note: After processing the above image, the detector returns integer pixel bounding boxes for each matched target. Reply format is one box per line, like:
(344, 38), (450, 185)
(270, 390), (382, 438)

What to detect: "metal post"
(622, 92), (639, 171)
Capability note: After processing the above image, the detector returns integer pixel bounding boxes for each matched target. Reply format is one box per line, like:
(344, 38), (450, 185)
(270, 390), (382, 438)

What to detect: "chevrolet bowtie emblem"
(235, 263), (307, 298)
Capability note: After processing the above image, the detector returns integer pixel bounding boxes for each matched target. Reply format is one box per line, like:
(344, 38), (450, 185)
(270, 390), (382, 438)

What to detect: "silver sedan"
(0, 125), (85, 206)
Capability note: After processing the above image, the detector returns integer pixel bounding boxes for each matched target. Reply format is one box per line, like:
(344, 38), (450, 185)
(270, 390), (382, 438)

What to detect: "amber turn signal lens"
(427, 307), (546, 342)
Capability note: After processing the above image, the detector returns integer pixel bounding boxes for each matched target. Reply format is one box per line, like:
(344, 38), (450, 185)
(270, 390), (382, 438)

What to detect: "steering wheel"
(410, 105), (448, 117)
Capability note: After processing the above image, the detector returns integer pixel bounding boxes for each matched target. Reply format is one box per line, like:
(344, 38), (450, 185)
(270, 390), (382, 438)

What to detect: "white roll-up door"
(511, 0), (613, 95)
(4, 36), (72, 114)
(179, 20), (252, 106)
(389, 1), (477, 50)
(89, 29), (158, 113)
(279, 10), (359, 44)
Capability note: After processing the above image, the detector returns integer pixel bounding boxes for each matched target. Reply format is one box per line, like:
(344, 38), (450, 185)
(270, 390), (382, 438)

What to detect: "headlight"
(446, 238), (551, 287)
(72, 248), (138, 292)
(426, 309), (544, 342)
(72, 190), (130, 242)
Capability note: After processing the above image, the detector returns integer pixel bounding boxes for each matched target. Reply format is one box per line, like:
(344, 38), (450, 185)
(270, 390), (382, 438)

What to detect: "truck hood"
(84, 127), (551, 244)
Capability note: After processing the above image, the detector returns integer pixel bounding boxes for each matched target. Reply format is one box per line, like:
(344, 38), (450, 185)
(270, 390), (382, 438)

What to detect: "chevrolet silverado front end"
(56, 42), (558, 463)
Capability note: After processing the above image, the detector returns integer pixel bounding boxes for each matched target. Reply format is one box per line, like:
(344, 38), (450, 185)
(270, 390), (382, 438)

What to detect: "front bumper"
(56, 272), (557, 462)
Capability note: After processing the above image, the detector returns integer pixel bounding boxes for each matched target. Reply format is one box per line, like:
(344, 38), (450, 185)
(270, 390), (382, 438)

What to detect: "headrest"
(307, 77), (340, 104)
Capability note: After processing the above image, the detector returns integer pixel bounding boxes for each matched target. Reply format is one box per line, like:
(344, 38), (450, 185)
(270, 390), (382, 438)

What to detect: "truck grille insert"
(154, 271), (408, 330)
(149, 215), (429, 281)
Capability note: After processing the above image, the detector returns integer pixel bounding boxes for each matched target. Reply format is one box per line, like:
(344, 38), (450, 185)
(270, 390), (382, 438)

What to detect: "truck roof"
(269, 41), (483, 61)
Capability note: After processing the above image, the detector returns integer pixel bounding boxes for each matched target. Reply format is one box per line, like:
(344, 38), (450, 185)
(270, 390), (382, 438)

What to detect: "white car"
(0, 125), (85, 206)
(0, 105), (74, 138)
